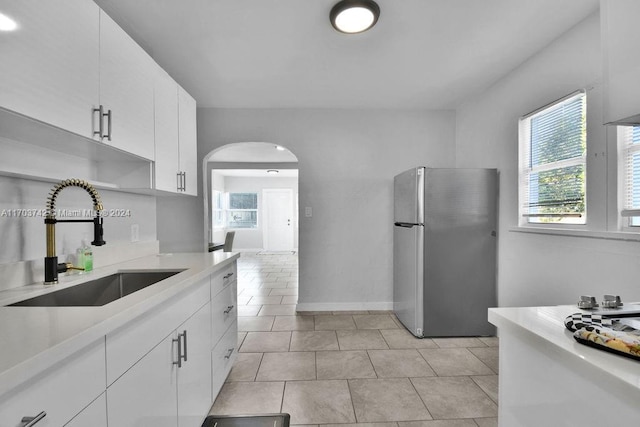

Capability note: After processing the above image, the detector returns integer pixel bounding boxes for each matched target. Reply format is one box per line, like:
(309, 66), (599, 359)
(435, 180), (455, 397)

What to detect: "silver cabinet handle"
(21, 411), (46, 426)
(172, 330), (187, 367)
(92, 105), (112, 141)
(181, 330), (188, 362)
(104, 109), (112, 141)
(93, 105), (104, 138)
(223, 272), (234, 279)
(224, 305), (234, 314)
(176, 171), (186, 191)
(176, 172), (181, 191)
(172, 335), (182, 368)
(224, 347), (234, 359)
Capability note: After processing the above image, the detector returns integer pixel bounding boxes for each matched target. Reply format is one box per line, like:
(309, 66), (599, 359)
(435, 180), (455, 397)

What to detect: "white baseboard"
(295, 301), (393, 312)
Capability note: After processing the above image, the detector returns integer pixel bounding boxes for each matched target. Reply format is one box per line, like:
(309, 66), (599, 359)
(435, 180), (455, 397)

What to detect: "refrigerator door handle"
(395, 222), (418, 228)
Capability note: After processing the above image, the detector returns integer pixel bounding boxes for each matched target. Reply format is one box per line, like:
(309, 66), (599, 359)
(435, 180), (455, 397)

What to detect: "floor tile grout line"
(345, 378), (359, 423)
(365, 348), (380, 379)
(407, 376), (435, 421)
(253, 352), (265, 382)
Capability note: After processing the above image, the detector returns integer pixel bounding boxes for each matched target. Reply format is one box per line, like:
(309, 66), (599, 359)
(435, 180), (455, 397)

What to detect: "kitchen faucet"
(44, 179), (106, 285)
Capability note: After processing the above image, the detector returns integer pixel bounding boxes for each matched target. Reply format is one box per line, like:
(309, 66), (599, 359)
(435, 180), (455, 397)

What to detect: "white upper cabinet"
(178, 87), (198, 196)
(601, 0), (640, 124)
(0, 0), (100, 137)
(0, 1), (156, 160)
(99, 11), (155, 160)
(154, 67), (181, 192)
(153, 69), (198, 195)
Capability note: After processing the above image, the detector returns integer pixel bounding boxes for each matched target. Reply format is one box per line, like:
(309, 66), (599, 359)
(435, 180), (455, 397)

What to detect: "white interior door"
(263, 189), (294, 251)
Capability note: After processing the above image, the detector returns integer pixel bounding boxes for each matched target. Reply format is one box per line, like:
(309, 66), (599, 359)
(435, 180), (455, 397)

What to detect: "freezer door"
(394, 167), (424, 224)
(393, 223), (424, 337)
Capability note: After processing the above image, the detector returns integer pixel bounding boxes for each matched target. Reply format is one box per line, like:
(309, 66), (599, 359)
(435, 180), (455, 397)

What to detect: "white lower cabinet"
(178, 302), (213, 427)
(0, 338), (106, 427)
(106, 332), (178, 427)
(0, 260), (237, 427)
(106, 302), (213, 427)
(64, 393), (108, 427)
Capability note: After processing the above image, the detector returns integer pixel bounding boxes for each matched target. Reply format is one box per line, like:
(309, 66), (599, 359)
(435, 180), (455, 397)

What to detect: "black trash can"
(202, 414), (290, 427)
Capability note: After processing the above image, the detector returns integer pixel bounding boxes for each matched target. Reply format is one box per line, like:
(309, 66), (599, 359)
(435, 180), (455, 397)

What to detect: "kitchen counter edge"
(488, 305), (640, 394)
(0, 251), (240, 398)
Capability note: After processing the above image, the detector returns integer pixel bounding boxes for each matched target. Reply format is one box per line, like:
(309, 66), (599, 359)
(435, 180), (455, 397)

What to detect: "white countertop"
(0, 251), (239, 398)
(489, 305), (640, 393)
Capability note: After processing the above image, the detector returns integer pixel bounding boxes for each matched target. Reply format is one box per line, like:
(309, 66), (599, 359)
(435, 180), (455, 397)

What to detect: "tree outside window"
(519, 91), (587, 225)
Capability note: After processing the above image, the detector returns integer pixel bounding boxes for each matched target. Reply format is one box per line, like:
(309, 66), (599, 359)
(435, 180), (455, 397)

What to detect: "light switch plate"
(305, 207), (312, 217)
(130, 224), (139, 242)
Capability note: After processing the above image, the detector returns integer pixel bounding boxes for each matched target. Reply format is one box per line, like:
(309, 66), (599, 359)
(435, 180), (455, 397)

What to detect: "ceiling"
(95, 0), (598, 109)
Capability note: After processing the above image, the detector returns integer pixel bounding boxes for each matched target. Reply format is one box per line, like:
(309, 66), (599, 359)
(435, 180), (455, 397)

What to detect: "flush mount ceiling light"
(267, 170), (279, 174)
(275, 145), (286, 151)
(330, 0), (380, 34)
(0, 12), (17, 31)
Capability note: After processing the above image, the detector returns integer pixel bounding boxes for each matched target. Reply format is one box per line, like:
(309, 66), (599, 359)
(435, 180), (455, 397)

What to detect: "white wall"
(219, 176), (298, 250)
(158, 108), (456, 310)
(0, 175), (157, 289)
(456, 11), (640, 307)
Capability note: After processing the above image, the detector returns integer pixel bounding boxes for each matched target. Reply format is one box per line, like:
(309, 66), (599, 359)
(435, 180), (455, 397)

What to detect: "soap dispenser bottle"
(76, 245), (85, 274)
(81, 239), (93, 272)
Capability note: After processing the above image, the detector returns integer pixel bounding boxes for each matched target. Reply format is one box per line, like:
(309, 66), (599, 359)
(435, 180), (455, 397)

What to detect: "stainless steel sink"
(10, 271), (183, 307)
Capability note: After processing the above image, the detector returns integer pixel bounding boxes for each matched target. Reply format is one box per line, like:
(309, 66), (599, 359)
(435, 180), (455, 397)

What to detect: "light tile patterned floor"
(209, 252), (499, 427)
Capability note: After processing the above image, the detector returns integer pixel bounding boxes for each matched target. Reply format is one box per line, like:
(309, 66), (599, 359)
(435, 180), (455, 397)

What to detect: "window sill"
(510, 226), (640, 242)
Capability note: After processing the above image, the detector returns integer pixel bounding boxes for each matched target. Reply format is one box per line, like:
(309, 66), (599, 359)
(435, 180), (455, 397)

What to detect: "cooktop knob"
(601, 294), (623, 309)
(577, 295), (598, 309)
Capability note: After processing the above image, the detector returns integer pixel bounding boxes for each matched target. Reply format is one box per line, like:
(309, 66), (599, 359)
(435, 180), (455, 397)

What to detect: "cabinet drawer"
(211, 262), (237, 297)
(212, 320), (238, 398)
(0, 338), (106, 427)
(211, 281), (237, 347)
(106, 278), (210, 385)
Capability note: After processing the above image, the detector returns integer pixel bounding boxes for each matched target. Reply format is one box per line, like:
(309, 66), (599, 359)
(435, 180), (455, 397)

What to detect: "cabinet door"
(178, 87), (198, 195)
(0, 0), (99, 137)
(64, 393), (107, 427)
(602, 0), (640, 123)
(106, 278), (210, 386)
(0, 339), (105, 427)
(106, 335), (178, 427)
(177, 302), (212, 427)
(99, 11), (155, 160)
(154, 67), (180, 193)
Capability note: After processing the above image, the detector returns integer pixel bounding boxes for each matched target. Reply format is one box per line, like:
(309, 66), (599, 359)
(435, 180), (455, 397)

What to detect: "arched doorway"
(202, 142), (299, 253)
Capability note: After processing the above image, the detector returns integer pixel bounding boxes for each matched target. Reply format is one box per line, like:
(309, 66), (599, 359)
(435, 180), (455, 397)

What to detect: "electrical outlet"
(131, 224), (139, 242)
(305, 207), (312, 217)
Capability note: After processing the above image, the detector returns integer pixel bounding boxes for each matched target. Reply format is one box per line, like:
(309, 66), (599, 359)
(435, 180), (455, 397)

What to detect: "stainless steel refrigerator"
(393, 167), (498, 337)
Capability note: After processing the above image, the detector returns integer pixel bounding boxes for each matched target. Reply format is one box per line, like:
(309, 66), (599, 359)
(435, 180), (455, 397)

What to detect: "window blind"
(620, 126), (640, 224)
(519, 91), (586, 224)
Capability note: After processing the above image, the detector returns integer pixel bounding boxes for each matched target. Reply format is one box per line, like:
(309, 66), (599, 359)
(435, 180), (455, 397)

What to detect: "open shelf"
(0, 107), (155, 194)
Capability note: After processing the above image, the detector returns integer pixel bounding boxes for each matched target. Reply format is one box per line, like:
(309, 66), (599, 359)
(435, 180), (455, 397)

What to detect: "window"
(519, 91), (587, 225)
(226, 193), (258, 228)
(618, 126), (640, 227)
(212, 190), (224, 229)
